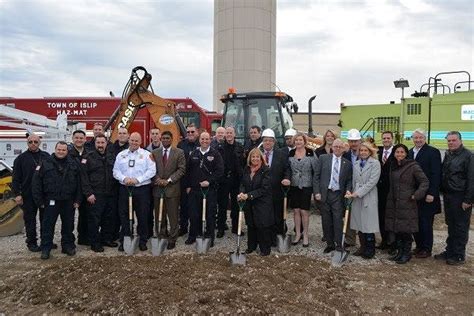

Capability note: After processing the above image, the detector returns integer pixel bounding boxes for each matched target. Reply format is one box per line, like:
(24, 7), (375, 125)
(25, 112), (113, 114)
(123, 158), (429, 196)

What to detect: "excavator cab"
(221, 91), (296, 147)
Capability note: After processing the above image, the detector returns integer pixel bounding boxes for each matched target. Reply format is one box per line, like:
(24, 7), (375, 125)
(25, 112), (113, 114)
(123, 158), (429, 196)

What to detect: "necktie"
(331, 157), (340, 190)
(162, 148), (168, 166)
(382, 150), (388, 164)
(265, 151), (270, 165)
(360, 159), (366, 169)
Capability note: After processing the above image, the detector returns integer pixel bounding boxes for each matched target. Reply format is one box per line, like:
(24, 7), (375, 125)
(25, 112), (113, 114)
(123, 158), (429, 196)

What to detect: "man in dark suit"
(377, 130), (395, 249)
(341, 128), (361, 246)
(314, 138), (352, 253)
(408, 129), (441, 258)
(260, 128), (291, 244)
(152, 131), (186, 249)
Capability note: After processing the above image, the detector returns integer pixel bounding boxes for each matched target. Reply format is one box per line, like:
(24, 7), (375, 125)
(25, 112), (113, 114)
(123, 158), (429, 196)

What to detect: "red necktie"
(265, 151), (270, 164)
(162, 148), (168, 166)
(382, 150), (388, 164)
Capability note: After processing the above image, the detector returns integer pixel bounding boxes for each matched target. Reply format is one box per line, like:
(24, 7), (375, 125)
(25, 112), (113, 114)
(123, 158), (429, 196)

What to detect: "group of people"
(11, 122), (473, 265)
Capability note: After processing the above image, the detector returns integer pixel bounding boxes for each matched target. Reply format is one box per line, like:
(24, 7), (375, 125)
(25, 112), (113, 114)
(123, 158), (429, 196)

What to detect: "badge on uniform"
(49, 200), (55, 206)
(81, 158), (87, 164)
(128, 159), (135, 167)
(35, 165), (41, 171)
(207, 156), (214, 161)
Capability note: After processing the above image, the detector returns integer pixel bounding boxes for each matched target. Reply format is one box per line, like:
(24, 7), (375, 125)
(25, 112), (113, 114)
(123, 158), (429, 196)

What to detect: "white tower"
(213, 0), (277, 112)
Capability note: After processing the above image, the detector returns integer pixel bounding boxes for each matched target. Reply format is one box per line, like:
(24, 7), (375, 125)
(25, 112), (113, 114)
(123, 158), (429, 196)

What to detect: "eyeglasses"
(187, 131), (195, 134)
(28, 140), (39, 144)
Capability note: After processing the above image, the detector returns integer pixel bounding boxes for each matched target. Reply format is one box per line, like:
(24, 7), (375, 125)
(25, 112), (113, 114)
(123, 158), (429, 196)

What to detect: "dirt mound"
(0, 254), (360, 314)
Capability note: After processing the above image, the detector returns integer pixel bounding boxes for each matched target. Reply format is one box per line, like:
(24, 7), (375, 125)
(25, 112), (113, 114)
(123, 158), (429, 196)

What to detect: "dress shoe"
(415, 249), (431, 258)
(185, 238), (195, 245)
(41, 250), (50, 260)
(27, 244), (41, 252)
(61, 248), (76, 256)
(323, 245), (336, 253)
(118, 244), (124, 252)
(434, 251), (448, 260)
(139, 243), (148, 251)
(446, 256), (465, 265)
(91, 245), (105, 253)
(102, 241), (118, 247)
(216, 230), (225, 238)
(167, 242), (176, 250)
(245, 248), (255, 254)
(292, 236), (302, 245)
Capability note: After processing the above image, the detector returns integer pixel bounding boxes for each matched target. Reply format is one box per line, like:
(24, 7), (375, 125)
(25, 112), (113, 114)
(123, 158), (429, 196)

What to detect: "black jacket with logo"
(80, 149), (115, 197)
(185, 147), (224, 190)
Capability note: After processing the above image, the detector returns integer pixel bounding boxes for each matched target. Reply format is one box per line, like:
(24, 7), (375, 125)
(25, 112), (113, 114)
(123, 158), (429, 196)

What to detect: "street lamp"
(394, 78), (410, 99)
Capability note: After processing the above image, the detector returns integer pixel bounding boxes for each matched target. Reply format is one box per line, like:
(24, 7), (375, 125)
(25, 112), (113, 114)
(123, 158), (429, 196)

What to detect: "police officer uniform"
(68, 145), (90, 245)
(184, 146), (224, 245)
(12, 148), (50, 251)
(32, 154), (82, 257)
(113, 147), (156, 250)
(80, 149), (117, 251)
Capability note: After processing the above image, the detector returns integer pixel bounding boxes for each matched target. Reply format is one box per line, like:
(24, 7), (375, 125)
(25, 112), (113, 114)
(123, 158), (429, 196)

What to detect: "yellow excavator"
(104, 66), (186, 146)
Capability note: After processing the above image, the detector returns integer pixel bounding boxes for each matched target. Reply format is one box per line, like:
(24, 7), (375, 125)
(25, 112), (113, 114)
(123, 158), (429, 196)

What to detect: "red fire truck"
(0, 96), (221, 144)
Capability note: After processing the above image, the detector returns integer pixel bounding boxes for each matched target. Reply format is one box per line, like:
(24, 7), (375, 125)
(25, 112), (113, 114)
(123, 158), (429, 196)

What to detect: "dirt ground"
(0, 212), (472, 314)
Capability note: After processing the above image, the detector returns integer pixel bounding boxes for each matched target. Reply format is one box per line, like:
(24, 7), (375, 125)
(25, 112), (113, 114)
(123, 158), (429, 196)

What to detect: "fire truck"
(0, 96), (221, 145)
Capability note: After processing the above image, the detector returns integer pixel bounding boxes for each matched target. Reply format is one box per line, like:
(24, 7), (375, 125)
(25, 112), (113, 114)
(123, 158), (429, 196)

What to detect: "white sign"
(461, 104), (474, 120)
(159, 114), (174, 125)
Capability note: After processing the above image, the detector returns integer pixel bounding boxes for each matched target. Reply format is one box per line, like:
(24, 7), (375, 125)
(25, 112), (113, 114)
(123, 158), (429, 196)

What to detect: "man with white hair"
(408, 128), (442, 258)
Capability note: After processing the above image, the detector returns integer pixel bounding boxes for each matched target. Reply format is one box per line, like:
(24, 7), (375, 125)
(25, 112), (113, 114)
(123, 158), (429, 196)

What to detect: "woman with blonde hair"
(345, 142), (381, 259)
(288, 132), (318, 247)
(315, 129), (337, 157)
(238, 148), (274, 256)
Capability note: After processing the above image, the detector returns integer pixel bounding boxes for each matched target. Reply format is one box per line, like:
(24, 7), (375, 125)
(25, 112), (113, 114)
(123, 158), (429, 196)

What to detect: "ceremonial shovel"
(196, 187), (211, 254)
(124, 187), (139, 255)
(230, 201), (246, 265)
(332, 199), (352, 267)
(276, 186), (291, 253)
(151, 188), (168, 256)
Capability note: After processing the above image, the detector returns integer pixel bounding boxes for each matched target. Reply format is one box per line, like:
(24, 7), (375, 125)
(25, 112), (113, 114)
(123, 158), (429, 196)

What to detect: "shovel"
(276, 186), (291, 253)
(332, 199), (352, 267)
(124, 187), (139, 255)
(196, 187), (211, 254)
(151, 188), (168, 256)
(230, 201), (246, 265)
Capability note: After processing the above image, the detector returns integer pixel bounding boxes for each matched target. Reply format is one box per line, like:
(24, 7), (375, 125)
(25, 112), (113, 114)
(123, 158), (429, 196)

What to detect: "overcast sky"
(0, 0), (472, 112)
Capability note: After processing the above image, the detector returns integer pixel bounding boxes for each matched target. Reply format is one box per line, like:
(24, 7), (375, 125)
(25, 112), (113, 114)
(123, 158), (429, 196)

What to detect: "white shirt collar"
(199, 147), (210, 155)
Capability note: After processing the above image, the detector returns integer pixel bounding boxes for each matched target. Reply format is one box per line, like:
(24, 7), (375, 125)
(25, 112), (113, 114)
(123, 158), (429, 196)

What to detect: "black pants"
(41, 200), (75, 251)
(414, 210), (435, 252)
(272, 195), (285, 239)
(22, 196), (44, 246)
(108, 192), (120, 241)
(444, 192), (472, 259)
(179, 183), (190, 231)
(118, 185), (151, 245)
(247, 225), (272, 254)
(86, 194), (114, 247)
(377, 189), (389, 244)
(320, 190), (344, 247)
(217, 178), (239, 231)
(77, 201), (89, 244)
(188, 187), (217, 240)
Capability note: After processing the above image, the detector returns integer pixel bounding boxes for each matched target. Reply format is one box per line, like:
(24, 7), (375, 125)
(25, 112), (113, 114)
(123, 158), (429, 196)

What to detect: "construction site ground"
(0, 209), (472, 314)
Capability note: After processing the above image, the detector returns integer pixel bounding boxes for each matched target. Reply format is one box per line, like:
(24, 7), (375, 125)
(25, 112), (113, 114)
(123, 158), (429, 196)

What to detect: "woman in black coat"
(238, 148), (274, 256)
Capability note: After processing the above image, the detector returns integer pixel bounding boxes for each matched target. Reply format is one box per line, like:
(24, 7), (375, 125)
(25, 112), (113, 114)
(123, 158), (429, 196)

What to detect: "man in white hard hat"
(261, 128), (291, 246)
(342, 128), (361, 247)
(281, 128), (297, 155)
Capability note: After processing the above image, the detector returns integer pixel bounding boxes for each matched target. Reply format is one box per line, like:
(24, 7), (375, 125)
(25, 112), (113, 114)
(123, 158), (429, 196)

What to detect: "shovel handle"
(128, 196), (133, 221)
(283, 196), (288, 220)
(158, 197), (164, 222)
(202, 197), (207, 222)
(237, 210), (244, 236)
(342, 208), (350, 234)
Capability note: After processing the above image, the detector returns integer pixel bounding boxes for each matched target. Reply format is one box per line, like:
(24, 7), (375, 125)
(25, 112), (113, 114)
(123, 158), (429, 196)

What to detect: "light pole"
(393, 78), (410, 99)
(394, 78), (409, 144)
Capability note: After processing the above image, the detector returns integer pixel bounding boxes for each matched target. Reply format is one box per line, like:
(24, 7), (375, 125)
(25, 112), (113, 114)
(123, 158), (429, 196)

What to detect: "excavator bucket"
(0, 199), (24, 237)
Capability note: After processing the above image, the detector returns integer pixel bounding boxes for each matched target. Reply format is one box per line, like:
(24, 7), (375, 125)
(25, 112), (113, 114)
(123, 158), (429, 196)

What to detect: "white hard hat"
(284, 128), (297, 137)
(261, 128), (275, 138)
(347, 128), (361, 140)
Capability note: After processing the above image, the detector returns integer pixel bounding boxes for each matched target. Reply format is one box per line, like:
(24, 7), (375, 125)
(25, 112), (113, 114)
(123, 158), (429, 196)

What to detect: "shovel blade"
(195, 237), (211, 254)
(230, 251), (246, 265)
(151, 237), (168, 256)
(276, 234), (291, 253)
(331, 249), (349, 267)
(124, 236), (139, 255)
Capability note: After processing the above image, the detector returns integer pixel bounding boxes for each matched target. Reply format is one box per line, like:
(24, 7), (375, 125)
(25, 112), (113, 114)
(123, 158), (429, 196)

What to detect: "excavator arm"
(106, 66), (186, 146)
